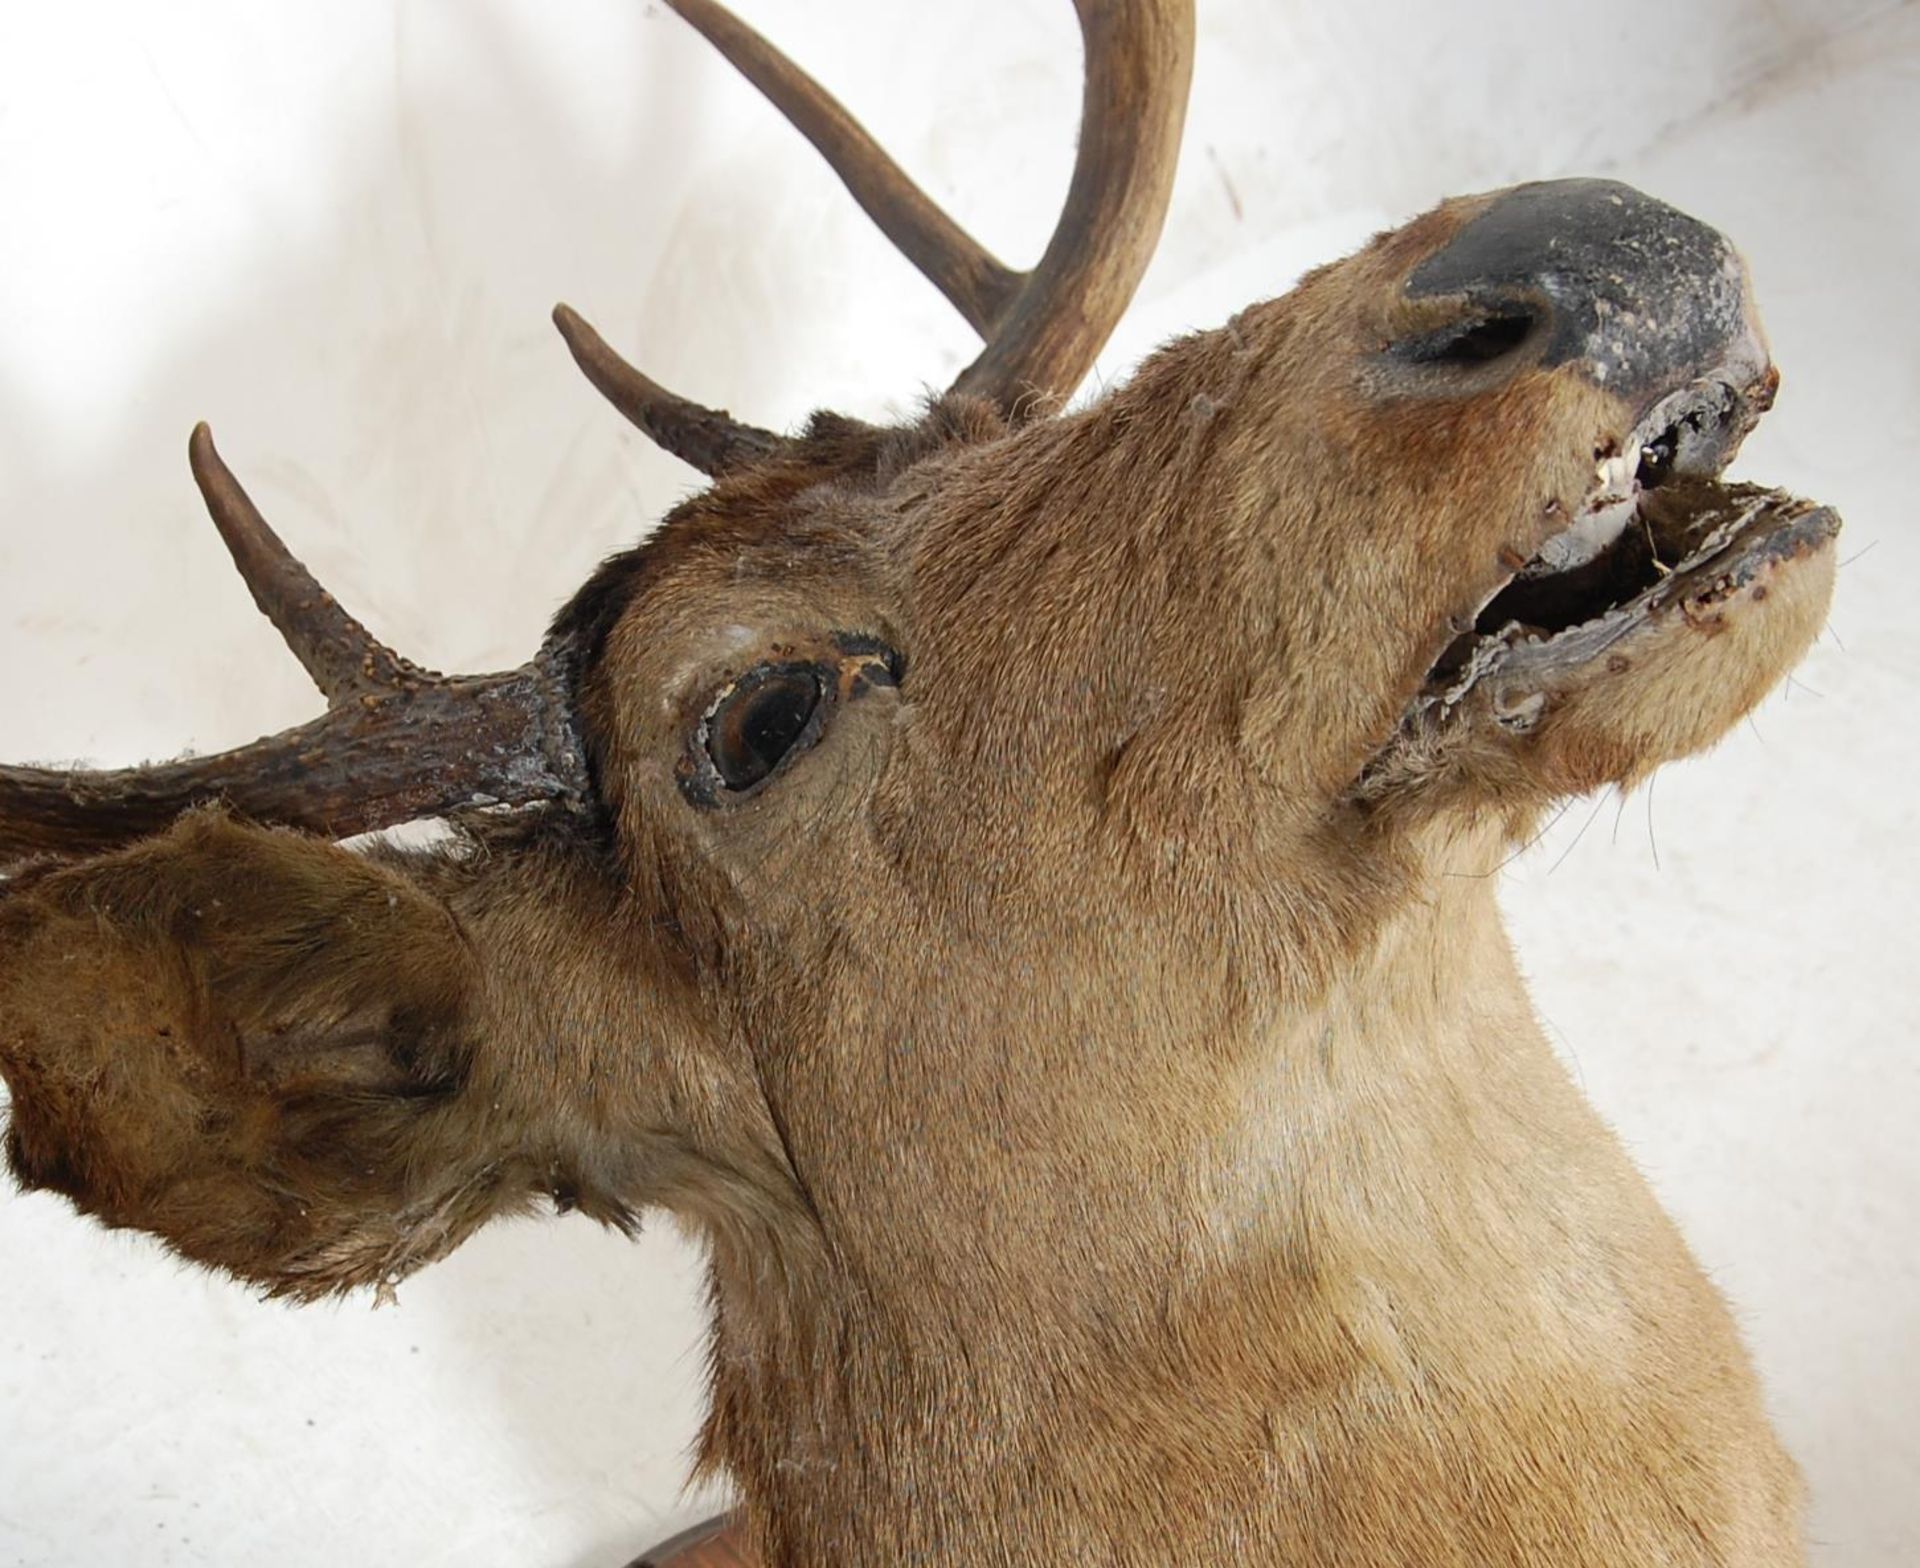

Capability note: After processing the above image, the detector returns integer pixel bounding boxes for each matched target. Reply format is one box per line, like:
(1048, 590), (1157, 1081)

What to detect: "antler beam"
(951, 0), (1194, 408)
(0, 430), (587, 866)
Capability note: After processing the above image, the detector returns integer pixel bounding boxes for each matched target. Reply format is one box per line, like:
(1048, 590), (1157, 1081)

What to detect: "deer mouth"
(1413, 376), (1840, 716)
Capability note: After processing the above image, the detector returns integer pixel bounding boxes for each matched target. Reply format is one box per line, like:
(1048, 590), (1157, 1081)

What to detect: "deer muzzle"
(1374, 179), (1840, 762)
(1406, 177), (1767, 408)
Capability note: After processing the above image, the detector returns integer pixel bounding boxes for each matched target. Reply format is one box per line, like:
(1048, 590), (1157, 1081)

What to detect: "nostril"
(1436, 313), (1534, 365)
(1393, 310), (1536, 369)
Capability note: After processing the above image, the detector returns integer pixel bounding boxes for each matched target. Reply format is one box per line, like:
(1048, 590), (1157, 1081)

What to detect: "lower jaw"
(1412, 478), (1837, 716)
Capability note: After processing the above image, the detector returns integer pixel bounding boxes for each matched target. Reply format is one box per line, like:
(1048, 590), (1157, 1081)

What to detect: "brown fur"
(1, 188), (1833, 1563)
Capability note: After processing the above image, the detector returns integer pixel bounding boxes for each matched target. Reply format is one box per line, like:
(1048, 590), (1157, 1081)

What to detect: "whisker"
(1547, 791), (1611, 876)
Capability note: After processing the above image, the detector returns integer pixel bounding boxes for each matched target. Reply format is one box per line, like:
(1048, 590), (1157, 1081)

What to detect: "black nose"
(1406, 178), (1763, 402)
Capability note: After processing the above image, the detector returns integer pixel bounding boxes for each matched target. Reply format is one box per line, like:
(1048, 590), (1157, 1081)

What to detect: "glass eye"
(704, 666), (823, 791)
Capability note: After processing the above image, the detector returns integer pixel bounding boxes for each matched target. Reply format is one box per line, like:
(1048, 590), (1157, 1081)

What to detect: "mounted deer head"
(0, 2), (1839, 1564)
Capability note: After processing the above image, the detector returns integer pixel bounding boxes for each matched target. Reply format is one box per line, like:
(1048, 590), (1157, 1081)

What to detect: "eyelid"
(682, 659), (833, 807)
(674, 634), (908, 810)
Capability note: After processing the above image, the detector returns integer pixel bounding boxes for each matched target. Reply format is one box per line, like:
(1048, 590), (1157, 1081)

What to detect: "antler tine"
(951, 0), (1194, 409)
(187, 424), (431, 698)
(661, 0), (1193, 417)
(0, 435), (588, 867)
(562, 2), (1192, 460)
(661, 0), (1025, 338)
(551, 305), (784, 478)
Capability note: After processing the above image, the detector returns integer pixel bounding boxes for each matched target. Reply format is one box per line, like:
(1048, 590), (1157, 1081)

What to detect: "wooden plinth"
(628, 1512), (756, 1566)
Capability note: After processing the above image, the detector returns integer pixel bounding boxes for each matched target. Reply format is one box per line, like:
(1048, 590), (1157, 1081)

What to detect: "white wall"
(1, 2), (1914, 1563)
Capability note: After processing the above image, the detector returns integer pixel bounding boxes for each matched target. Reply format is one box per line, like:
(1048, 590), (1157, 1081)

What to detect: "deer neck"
(697, 823), (1687, 1559)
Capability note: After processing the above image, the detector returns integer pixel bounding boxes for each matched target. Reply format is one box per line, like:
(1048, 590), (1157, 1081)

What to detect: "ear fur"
(0, 810), (534, 1298)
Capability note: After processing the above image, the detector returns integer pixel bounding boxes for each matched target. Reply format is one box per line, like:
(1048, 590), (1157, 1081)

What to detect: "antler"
(551, 305), (783, 477)
(0, 428), (587, 864)
(2, 5), (1192, 861)
(558, 0), (1195, 464)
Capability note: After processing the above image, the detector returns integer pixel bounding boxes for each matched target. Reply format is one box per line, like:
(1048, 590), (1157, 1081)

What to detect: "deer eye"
(702, 665), (824, 792)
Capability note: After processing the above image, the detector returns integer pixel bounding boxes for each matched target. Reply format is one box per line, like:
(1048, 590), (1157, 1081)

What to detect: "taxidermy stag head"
(0, 2), (1840, 1564)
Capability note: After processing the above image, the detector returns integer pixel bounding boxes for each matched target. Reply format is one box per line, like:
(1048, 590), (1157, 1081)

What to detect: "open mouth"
(1414, 373), (1840, 715)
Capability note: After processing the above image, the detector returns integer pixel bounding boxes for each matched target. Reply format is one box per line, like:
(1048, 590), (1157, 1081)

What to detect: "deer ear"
(0, 810), (538, 1299)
